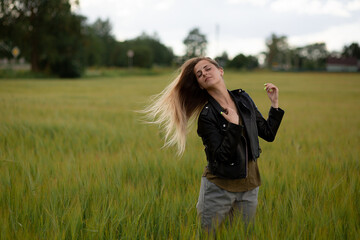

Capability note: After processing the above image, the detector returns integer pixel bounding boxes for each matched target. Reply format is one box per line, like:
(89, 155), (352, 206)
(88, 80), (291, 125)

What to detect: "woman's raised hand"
(264, 83), (279, 108)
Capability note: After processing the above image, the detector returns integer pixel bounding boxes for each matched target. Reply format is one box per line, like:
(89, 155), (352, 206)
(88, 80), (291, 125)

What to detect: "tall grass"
(0, 72), (359, 239)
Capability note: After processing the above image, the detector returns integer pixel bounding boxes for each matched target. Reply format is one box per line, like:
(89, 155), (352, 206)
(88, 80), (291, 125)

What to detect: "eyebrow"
(196, 65), (208, 75)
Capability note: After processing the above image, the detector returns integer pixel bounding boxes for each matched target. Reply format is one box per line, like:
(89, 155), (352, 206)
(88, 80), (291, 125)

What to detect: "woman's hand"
(221, 107), (239, 125)
(264, 83), (279, 108)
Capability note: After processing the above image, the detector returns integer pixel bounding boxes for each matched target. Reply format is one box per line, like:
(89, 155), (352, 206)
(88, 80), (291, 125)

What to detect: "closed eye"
(196, 65), (211, 78)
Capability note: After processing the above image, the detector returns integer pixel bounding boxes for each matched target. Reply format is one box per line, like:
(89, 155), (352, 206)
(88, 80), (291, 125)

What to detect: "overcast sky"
(75, 0), (360, 58)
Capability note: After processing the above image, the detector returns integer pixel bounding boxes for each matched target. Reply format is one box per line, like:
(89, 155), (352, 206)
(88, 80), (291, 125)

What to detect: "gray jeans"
(196, 177), (259, 230)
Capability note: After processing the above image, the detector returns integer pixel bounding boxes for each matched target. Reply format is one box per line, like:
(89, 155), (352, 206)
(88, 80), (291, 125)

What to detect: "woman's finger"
(264, 83), (278, 93)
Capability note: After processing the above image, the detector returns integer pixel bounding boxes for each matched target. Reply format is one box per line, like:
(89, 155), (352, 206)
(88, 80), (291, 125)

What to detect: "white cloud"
(77, 0), (178, 24)
(289, 21), (360, 51)
(226, 0), (269, 7)
(227, 0), (360, 17)
(210, 37), (266, 58)
(270, 0), (353, 17)
(77, 0), (360, 57)
(154, 0), (175, 11)
(346, 0), (360, 10)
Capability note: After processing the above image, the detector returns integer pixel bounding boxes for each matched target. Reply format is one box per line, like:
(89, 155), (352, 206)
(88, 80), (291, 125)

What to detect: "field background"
(0, 71), (359, 239)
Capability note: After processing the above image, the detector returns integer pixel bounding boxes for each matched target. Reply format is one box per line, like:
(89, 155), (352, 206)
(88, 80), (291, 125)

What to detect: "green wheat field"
(1, 71), (359, 239)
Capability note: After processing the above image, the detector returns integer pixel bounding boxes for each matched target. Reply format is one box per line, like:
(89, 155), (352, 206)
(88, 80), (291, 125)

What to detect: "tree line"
(213, 34), (360, 71)
(1, 0), (359, 78)
(263, 33), (360, 71)
(1, 0), (174, 77)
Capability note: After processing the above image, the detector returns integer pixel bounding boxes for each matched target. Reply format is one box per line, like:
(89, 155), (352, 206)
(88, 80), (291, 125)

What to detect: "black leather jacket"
(197, 89), (284, 179)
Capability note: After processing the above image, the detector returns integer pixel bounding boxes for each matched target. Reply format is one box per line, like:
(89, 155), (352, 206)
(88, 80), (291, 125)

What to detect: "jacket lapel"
(208, 94), (225, 115)
(208, 90), (252, 126)
(229, 90), (252, 129)
(229, 90), (250, 113)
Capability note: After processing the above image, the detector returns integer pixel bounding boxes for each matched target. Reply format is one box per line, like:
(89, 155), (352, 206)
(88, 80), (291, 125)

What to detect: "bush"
(51, 58), (84, 78)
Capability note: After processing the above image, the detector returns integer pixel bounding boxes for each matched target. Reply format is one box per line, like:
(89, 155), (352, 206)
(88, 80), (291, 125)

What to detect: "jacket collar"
(207, 92), (226, 115)
(207, 90), (250, 114)
(229, 90), (250, 112)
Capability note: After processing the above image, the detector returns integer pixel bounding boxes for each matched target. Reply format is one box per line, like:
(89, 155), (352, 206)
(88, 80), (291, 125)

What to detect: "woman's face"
(194, 60), (224, 90)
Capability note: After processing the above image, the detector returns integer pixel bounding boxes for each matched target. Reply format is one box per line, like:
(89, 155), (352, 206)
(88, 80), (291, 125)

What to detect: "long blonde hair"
(142, 57), (222, 155)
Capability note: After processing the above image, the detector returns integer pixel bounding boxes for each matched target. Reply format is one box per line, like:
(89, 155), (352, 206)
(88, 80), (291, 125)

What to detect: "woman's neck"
(207, 84), (232, 107)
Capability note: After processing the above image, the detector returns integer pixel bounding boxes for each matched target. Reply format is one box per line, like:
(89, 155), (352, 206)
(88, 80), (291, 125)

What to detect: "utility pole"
(215, 24), (220, 57)
(127, 50), (134, 68)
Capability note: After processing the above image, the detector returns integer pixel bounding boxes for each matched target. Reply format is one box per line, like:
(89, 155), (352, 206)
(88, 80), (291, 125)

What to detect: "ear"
(219, 68), (224, 77)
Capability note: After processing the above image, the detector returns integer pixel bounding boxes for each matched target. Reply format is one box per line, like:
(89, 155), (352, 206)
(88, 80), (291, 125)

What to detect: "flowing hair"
(142, 57), (222, 155)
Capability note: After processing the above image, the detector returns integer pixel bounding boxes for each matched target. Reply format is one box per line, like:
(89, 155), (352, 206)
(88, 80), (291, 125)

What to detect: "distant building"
(326, 57), (359, 72)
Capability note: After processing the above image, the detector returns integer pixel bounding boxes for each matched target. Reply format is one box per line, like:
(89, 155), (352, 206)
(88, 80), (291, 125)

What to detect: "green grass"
(0, 71), (359, 239)
(0, 66), (173, 79)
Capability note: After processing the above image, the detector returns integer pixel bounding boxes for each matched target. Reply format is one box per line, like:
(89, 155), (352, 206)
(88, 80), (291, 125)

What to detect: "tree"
(342, 42), (360, 59)
(298, 43), (327, 60)
(83, 24), (105, 67)
(48, 13), (86, 77)
(265, 33), (290, 69)
(183, 28), (207, 58)
(227, 54), (259, 70)
(245, 55), (259, 70)
(132, 45), (153, 68)
(107, 32), (174, 68)
(215, 52), (229, 67)
(133, 32), (174, 66)
(295, 43), (328, 70)
(83, 18), (116, 67)
(91, 18), (116, 66)
(0, 0), (86, 77)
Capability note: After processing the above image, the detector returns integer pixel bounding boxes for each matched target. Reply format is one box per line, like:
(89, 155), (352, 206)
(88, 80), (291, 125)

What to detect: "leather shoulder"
(231, 88), (246, 96)
(200, 103), (211, 116)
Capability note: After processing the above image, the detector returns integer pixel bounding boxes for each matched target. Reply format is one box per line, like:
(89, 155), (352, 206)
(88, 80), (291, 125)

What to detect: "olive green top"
(202, 160), (261, 192)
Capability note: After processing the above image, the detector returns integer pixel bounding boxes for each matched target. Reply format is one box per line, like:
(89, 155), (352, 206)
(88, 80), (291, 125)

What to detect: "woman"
(143, 57), (284, 231)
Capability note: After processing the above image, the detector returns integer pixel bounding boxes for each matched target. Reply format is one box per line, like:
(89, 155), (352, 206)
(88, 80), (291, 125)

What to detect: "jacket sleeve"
(197, 114), (243, 162)
(255, 106), (284, 142)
